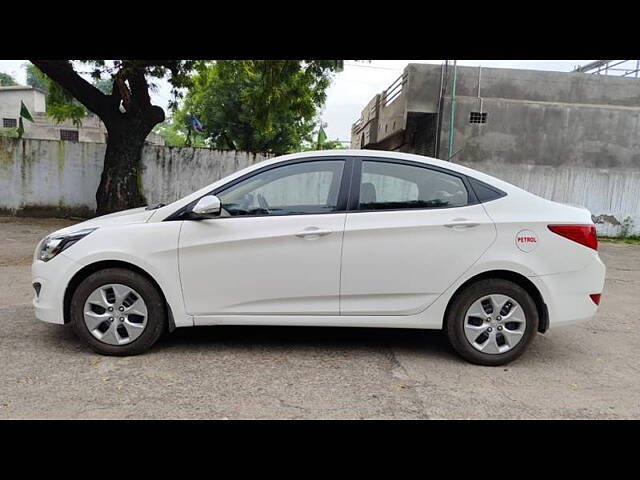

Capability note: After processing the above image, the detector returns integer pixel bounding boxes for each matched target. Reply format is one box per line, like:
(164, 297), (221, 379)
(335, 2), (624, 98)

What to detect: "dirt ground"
(1, 216), (639, 419)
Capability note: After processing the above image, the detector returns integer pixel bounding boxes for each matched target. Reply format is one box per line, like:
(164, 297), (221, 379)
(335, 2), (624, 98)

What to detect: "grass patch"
(599, 236), (640, 245)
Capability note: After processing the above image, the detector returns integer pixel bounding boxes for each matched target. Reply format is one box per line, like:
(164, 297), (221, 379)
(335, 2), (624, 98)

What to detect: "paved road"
(1, 216), (639, 419)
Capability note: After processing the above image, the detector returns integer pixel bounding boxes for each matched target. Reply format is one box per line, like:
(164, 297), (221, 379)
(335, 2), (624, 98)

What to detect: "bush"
(0, 128), (18, 138)
(620, 216), (634, 238)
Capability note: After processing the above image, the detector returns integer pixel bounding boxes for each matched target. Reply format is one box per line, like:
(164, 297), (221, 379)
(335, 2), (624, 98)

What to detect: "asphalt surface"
(1, 216), (639, 419)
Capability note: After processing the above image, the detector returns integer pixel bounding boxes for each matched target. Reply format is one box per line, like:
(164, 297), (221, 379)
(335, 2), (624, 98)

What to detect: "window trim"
(346, 157), (479, 213)
(467, 176), (507, 203)
(166, 157), (354, 221)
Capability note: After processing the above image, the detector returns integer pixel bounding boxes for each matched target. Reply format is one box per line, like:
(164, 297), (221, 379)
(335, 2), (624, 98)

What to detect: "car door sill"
(193, 314), (441, 329)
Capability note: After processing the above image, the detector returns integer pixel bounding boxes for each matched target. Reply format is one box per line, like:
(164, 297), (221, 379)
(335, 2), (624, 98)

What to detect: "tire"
(445, 279), (539, 366)
(70, 268), (166, 356)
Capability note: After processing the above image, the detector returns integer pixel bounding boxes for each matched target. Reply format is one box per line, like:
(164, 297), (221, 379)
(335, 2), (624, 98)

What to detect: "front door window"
(217, 160), (345, 217)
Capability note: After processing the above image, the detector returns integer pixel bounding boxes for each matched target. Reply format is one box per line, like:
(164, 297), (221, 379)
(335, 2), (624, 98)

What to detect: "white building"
(0, 86), (164, 145)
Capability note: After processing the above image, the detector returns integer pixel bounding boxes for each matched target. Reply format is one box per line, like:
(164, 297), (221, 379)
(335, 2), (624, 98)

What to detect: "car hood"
(49, 207), (157, 237)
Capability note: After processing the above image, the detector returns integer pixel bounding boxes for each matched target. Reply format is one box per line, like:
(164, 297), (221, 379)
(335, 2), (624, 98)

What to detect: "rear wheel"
(446, 279), (538, 366)
(70, 268), (165, 356)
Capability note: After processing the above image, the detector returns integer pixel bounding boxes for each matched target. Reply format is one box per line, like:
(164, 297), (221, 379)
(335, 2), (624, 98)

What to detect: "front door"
(340, 159), (496, 316)
(178, 159), (349, 316)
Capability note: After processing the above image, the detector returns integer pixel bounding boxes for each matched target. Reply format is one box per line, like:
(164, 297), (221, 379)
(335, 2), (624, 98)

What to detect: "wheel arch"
(63, 260), (176, 332)
(444, 270), (549, 333)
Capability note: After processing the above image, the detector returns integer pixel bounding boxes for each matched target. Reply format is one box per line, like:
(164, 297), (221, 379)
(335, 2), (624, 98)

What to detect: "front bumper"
(31, 253), (79, 325)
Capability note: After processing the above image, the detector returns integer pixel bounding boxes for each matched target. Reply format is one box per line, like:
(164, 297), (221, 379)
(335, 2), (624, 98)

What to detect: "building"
(0, 86), (164, 145)
(351, 62), (640, 169)
(350, 62), (640, 236)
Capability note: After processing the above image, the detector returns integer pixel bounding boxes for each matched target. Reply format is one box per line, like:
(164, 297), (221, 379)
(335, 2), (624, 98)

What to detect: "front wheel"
(446, 279), (539, 366)
(70, 268), (166, 356)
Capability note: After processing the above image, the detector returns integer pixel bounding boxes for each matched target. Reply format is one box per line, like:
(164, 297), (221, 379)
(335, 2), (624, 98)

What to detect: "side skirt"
(193, 313), (442, 329)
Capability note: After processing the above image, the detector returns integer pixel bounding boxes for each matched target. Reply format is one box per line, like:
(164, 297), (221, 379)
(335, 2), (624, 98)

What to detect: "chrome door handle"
(294, 227), (333, 239)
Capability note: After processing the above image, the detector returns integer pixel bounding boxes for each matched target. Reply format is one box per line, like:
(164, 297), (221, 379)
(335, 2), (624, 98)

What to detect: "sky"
(0, 59), (595, 142)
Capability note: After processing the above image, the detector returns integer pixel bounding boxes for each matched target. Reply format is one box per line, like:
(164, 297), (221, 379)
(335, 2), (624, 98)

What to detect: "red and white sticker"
(515, 229), (538, 252)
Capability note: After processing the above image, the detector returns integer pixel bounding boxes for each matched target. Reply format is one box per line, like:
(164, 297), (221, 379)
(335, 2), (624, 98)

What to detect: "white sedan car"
(32, 150), (605, 365)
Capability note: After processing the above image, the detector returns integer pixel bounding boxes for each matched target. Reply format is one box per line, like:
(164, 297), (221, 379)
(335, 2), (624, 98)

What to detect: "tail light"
(548, 225), (598, 250)
(589, 294), (602, 305)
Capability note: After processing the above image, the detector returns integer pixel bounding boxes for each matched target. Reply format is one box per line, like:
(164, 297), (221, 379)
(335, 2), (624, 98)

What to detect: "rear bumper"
(529, 255), (606, 329)
(31, 253), (79, 325)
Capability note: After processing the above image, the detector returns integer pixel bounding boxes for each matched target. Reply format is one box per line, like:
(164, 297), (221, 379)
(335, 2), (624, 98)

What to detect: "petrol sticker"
(516, 229), (538, 252)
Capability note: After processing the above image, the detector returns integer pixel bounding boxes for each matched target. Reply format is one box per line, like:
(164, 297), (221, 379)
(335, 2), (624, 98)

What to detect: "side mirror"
(190, 195), (221, 218)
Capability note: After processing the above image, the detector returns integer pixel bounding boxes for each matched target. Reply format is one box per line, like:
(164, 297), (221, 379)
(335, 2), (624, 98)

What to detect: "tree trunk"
(95, 118), (153, 216)
(28, 60), (169, 215)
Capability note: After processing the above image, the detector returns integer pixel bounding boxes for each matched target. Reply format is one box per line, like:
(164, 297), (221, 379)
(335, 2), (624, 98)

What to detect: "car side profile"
(32, 150), (606, 365)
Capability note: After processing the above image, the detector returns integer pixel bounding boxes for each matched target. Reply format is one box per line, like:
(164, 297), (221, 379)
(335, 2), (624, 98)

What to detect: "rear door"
(339, 158), (496, 316)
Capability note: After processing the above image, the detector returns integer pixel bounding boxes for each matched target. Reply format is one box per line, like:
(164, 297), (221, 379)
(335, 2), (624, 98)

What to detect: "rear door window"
(358, 160), (469, 210)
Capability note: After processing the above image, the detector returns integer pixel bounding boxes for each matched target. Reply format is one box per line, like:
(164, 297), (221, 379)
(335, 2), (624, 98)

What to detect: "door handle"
(444, 222), (479, 229)
(294, 227), (333, 239)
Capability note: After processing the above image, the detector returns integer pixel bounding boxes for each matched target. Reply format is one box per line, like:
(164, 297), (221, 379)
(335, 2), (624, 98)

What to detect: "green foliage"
(0, 127), (19, 138)
(24, 63), (48, 91)
(153, 120), (206, 147)
(80, 59), (200, 110)
(295, 130), (347, 152)
(24, 62), (86, 125)
(620, 216), (634, 238)
(168, 60), (343, 154)
(28, 60), (201, 128)
(46, 80), (86, 125)
(599, 216), (639, 244)
(318, 139), (347, 150)
(600, 235), (640, 245)
(0, 72), (18, 86)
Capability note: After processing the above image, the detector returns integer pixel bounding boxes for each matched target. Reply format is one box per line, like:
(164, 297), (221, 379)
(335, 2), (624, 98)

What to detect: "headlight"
(37, 228), (98, 262)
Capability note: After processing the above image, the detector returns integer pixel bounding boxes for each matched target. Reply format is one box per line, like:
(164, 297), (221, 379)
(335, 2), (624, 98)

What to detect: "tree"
(169, 60), (343, 155)
(0, 72), (18, 86)
(25, 61), (86, 124)
(29, 60), (195, 215)
(28, 60), (342, 214)
(25, 63), (48, 91)
(26, 62), (113, 123)
(153, 119), (204, 147)
(92, 77), (113, 95)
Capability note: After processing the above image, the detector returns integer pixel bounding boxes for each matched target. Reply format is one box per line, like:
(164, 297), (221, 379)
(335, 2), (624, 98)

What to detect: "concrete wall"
(351, 95), (381, 148)
(141, 145), (270, 206)
(429, 65), (640, 236)
(405, 63), (443, 113)
(436, 80), (640, 235)
(1, 137), (637, 236)
(24, 113), (108, 144)
(407, 63), (640, 109)
(442, 96), (640, 168)
(455, 159), (640, 236)
(0, 138), (269, 217)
